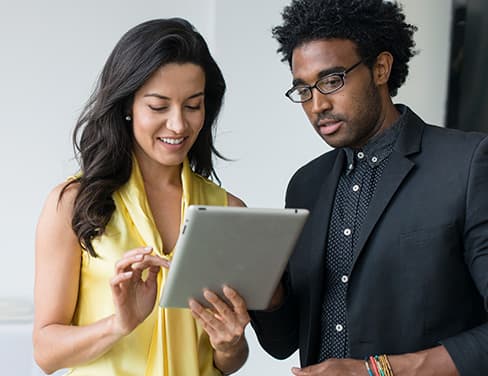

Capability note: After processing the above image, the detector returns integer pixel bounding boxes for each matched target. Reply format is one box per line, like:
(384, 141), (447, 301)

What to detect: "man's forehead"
(291, 39), (359, 79)
(292, 39), (358, 64)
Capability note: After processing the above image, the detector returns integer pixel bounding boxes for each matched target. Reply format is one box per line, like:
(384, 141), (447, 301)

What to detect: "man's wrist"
(388, 346), (459, 376)
(266, 283), (285, 311)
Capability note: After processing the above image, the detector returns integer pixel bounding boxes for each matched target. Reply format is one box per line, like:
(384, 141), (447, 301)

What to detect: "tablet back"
(160, 205), (309, 310)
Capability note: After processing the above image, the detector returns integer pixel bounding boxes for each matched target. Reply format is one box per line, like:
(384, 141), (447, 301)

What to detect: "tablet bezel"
(159, 205), (309, 310)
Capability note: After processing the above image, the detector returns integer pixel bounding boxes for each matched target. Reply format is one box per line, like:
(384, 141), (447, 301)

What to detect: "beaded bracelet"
(364, 354), (394, 376)
(364, 360), (374, 376)
(378, 354), (394, 376)
(369, 355), (382, 376)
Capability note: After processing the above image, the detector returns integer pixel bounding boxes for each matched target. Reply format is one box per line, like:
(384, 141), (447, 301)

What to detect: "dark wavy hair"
(272, 0), (418, 96)
(62, 18), (226, 256)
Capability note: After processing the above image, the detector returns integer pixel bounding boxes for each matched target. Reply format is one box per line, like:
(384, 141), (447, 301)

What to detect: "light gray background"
(0, 0), (451, 374)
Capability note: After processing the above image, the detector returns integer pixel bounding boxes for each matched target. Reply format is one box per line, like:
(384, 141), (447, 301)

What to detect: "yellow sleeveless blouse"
(68, 158), (227, 376)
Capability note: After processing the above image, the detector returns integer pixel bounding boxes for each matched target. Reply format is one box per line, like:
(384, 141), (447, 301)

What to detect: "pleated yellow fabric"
(67, 157), (227, 376)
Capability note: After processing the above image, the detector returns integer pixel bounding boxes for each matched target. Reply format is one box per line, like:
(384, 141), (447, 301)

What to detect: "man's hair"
(272, 0), (417, 96)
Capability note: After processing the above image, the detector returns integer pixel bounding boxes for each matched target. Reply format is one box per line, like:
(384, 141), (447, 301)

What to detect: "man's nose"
(310, 88), (333, 115)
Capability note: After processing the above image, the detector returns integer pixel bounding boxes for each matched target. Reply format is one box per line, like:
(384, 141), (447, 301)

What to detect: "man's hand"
(291, 358), (365, 375)
(267, 282), (285, 310)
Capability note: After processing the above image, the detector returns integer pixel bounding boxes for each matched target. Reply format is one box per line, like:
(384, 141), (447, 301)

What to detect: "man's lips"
(317, 119), (344, 136)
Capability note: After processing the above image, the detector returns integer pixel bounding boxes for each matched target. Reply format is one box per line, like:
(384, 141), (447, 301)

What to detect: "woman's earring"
(125, 115), (132, 121)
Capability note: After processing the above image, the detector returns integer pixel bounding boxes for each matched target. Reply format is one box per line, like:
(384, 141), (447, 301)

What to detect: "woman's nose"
(166, 108), (186, 133)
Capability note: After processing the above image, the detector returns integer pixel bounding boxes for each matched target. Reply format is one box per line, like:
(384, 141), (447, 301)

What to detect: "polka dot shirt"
(318, 115), (404, 361)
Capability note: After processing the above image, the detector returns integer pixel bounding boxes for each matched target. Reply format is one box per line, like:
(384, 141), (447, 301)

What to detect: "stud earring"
(125, 115), (132, 121)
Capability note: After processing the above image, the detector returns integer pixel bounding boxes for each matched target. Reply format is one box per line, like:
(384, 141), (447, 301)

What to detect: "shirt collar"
(344, 104), (407, 172)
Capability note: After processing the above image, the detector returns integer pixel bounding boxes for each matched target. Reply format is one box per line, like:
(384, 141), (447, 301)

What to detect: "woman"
(33, 18), (249, 376)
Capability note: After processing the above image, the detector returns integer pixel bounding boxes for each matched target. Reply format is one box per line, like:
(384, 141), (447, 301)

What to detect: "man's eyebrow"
(143, 92), (204, 100)
(292, 66), (346, 87)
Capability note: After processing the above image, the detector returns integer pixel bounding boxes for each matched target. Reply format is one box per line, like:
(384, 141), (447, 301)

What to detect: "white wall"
(395, 0), (452, 125)
(0, 0), (451, 374)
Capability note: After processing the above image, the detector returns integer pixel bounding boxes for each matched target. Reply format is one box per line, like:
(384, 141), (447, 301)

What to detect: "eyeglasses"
(285, 60), (363, 103)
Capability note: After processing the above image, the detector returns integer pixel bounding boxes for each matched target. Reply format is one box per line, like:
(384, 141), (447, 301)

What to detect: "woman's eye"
(148, 105), (168, 111)
(186, 105), (201, 111)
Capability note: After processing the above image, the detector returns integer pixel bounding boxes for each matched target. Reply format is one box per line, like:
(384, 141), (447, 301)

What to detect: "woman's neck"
(134, 152), (182, 191)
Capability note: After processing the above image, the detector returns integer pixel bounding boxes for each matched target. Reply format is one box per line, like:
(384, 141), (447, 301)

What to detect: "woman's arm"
(33, 183), (124, 373)
(190, 286), (250, 375)
(33, 183), (168, 374)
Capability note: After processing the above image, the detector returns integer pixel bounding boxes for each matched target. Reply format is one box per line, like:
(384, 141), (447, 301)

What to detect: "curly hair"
(61, 18), (226, 256)
(272, 0), (418, 96)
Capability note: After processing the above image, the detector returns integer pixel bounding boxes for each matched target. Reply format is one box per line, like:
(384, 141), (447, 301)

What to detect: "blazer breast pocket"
(399, 223), (458, 253)
(399, 223), (467, 335)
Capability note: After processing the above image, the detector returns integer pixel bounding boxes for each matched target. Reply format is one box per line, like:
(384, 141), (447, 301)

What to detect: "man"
(250, 1), (488, 375)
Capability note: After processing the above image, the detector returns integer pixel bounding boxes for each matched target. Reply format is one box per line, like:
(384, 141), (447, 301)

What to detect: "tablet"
(159, 205), (309, 310)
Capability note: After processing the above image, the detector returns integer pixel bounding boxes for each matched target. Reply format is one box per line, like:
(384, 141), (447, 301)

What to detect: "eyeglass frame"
(285, 60), (364, 103)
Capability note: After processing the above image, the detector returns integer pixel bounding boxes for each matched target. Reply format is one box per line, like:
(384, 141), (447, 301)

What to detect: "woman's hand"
(188, 285), (250, 353)
(110, 246), (169, 336)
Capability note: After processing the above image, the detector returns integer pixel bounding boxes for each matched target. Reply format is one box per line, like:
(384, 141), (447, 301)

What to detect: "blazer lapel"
(351, 109), (425, 268)
(303, 150), (345, 365)
(308, 150), (346, 267)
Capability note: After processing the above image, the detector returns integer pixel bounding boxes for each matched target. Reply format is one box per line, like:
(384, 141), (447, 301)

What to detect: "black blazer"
(250, 107), (488, 376)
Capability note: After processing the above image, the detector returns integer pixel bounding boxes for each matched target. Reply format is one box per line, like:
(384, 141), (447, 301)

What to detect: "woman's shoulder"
(191, 172), (246, 207)
(36, 180), (80, 255)
(227, 192), (246, 208)
(42, 180), (80, 218)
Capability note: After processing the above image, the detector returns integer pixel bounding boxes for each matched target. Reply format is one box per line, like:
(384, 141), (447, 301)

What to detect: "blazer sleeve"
(249, 270), (299, 359)
(248, 167), (309, 360)
(440, 135), (488, 376)
(249, 154), (333, 361)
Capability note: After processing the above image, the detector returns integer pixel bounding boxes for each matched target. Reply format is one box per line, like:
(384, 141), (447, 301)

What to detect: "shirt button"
(371, 156), (378, 163)
(335, 324), (344, 332)
(352, 184), (360, 192)
(357, 152), (365, 159)
(343, 228), (352, 236)
(341, 275), (349, 283)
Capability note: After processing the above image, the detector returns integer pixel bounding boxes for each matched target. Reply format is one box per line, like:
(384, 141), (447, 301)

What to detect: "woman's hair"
(63, 18), (226, 256)
(272, 0), (417, 96)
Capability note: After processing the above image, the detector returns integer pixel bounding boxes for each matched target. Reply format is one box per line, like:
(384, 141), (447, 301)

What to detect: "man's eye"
(293, 87), (310, 98)
(320, 75), (342, 89)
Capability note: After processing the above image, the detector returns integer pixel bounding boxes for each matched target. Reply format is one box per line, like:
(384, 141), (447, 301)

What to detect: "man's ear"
(373, 51), (394, 86)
